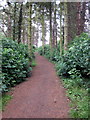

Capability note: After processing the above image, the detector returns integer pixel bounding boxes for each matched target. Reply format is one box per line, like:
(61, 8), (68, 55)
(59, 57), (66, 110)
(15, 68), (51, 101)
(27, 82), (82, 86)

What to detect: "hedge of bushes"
(1, 37), (32, 92)
(38, 44), (60, 62)
(56, 33), (90, 79)
(38, 33), (90, 82)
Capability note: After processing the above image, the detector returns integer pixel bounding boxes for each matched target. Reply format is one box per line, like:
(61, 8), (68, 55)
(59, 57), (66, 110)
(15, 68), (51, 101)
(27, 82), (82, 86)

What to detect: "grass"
(31, 59), (37, 67)
(0, 94), (12, 111)
(62, 77), (89, 118)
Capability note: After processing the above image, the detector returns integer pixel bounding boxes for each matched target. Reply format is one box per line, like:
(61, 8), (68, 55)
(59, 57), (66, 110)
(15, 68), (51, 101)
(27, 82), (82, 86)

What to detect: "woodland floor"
(3, 54), (70, 118)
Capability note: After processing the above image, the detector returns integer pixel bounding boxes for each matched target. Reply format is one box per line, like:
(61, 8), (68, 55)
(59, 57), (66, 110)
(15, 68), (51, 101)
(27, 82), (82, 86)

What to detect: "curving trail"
(3, 54), (70, 118)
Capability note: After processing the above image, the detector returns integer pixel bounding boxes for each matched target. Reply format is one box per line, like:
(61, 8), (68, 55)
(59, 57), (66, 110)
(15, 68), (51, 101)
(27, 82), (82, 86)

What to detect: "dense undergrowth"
(1, 36), (34, 92)
(62, 77), (89, 118)
(38, 33), (89, 118)
(0, 94), (12, 111)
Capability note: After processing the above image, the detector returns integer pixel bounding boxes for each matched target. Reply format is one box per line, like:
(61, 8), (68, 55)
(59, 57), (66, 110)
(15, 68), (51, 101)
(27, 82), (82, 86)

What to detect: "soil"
(2, 54), (70, 118)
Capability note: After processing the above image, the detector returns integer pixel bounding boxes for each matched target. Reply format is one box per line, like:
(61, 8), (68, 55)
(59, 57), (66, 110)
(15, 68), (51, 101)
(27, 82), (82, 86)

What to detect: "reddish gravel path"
(3, 54), (70, 118)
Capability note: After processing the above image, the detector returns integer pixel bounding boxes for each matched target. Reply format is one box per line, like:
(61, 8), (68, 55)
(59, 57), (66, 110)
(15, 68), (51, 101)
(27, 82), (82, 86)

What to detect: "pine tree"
(28, 3), (32, 57)
(18, 3), (23, 43)
(64, 2), (68, 51)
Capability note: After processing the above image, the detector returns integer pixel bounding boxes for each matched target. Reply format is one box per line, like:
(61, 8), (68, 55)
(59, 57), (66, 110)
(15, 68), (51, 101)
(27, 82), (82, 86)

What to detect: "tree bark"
(41, 8), (45, 55)
(18, 3), (23, 43)
(60, 3), (63, 56)
(49, 2), (53, 57)
(7, 14), (12, 38)
(13, 3), (16, 41)
(52, 2), (57, 48)
(67, 2), (77, 42)
(88, 2), (90, 34)
(76, 2), (86, 35)
(28, 3), (32, 57)
(64, 2), (68, 51)
(80, 2), (86, 33)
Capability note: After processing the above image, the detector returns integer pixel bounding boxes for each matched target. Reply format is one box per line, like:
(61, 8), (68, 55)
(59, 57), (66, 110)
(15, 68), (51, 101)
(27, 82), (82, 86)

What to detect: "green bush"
(1, 37), (32, 92)
(38, 33), (90, 84)
(63, 78), (88, 118)
(56, 33), (90, 79)
(38, 44), (60, 62)
(38, 46), (44, 55)
(38, 45), (50, 57)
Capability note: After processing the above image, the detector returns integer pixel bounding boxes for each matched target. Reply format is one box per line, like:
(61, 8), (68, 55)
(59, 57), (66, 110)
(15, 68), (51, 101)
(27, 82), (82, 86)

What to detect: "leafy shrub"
(44, 45), (50, 59)
(1, 37), (32, 92)
(56, 61), (68, 76)
(38, 33), (90, 80)
(56, 33), (90, 78)
(38, 45), (50, 57)
(38, 33), (90, 85)
(38, 44), (60, 62)
(38, 46), (43, 55)
(61, 77), (89, 118)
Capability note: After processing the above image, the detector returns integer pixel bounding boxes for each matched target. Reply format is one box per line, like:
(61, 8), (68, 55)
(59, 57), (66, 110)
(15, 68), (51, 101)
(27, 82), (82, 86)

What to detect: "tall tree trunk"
(49, 2), (53, 57)
(36, 22), (39, 47)
(7, 14), (11, 38)
(64, 2), (68, 51)
(22, 5), (25, 44)
(41, 8), (45, 55)
(60, 3), (63, 56)
(28, 3), (32, 57)
(22, 24), (25, 44)
(35, 8), (39, 47)
(80, 2), (86, 33)
(88, 2), (90, 34)
(18, 3), (23, 43)
(13, 3), (16, 41)
(76, 2), (86, 35)
(6, 3), (12, 38)
(52, 2), (57, 48)
(67, 2), (77, 42)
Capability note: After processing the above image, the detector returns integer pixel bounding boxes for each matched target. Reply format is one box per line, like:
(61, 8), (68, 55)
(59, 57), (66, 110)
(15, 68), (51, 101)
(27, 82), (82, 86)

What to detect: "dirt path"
(3, 54), (70, 118)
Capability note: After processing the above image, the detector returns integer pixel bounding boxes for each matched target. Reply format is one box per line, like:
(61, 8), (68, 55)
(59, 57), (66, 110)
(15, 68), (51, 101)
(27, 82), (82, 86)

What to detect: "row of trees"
(0, 2), (90, 56)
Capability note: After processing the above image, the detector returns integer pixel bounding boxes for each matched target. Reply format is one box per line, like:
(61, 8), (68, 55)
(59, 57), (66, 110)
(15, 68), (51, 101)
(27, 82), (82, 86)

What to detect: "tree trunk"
(49, 2), (53, 57)
(64, 2), (68, 51)
(7, 14), (12, 38)
(28, 3), (32, 57)
(41, 8), (45, 55)
(22, 5), (25, 44)
(67, 2), (77, 42)
(6, 3), (12, 38)
(13, 3), (16, 41)
(22, 24), (25, 44)
(60, 3), (63, 56)
(52, 2), (57, 48)
(18, 3), (23, 43)
(80, 2), (86, 33)
(76, 2), (86, 35)
(88, 2), (90, 34)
